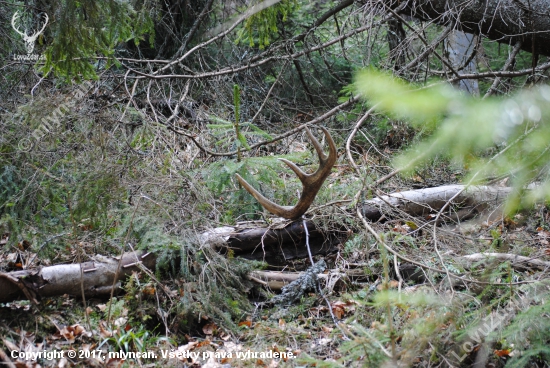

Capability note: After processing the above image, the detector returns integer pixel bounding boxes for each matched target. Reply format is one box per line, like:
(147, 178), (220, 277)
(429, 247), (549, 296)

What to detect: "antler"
(235, 127), (336, 220)
(11, 11), (26, 38)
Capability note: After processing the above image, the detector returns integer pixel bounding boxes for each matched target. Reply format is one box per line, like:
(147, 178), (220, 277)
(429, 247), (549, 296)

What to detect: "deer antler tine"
(236, 126), (337, 220)
(278, 158), (308, 182)
(304, 127), (327, 162)
(235, 173), (292, 216)
(320, 127), (337, 164)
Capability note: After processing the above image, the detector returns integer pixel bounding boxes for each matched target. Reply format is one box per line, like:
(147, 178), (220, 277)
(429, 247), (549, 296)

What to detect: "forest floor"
(2, 85), (550, 368)
(2, 157), (550, 367)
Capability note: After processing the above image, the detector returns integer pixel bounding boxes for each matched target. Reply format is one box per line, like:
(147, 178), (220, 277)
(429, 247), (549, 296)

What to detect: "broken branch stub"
(235, 126), (337, 220)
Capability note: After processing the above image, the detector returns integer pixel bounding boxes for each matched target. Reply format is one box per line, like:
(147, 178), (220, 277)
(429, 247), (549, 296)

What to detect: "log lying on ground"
(361, 184), (513, 222)
(250, 269), (342, 291)
(220, 184), (516, 260)
(0, 251), (156, 304)
(206, 221), (341, 263)
(0, 184), (519, 303)
(461, 253), (550, 270)
(250, 267), (378, 291)
(250, 265), (428, 292)
(389, 0), (550, 57)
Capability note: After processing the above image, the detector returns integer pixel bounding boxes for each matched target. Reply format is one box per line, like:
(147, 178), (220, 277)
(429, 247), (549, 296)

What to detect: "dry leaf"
(105, 358), (124, 368)
(376, 280), (399, 290)
(202, 322), (217, 335)
(17, 240), (31, 250)
(196, 340), (211, 348)
(54, 323), (88, 342)
(0, 233), (9, 245)
(389, 280), (400, 288)
(177, 341), (198, 352)
(202, 356), (222, 368)
(321, 326), (333, 333)
(494, 349), (511, 357)
(238, 321), (252, 328)
(99, 321), (113, 338)
(114, 317), (127, 327)
(142, 284), (156, 296)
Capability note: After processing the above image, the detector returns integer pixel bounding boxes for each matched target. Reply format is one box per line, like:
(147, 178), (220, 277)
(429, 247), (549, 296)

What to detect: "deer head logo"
(11, 11), (49, 55)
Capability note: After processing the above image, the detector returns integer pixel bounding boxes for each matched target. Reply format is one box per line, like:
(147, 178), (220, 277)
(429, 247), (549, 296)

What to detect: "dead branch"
(250, 268), (370, 291)
(166, 95), (360, 157)
(461, 253), (550, 270)
(0, 251), (156, 304)
(449, 61), (550, 82)
(360, 184), (514, 222)
(120, 3), (407, 82)
(483, 41), (523, 98)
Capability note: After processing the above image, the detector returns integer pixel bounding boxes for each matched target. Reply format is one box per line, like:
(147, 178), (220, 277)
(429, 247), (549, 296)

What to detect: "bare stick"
(449, 61), (550, 82)
(462, 253), (550, 270)
(346, 105), (378, 176)
(250, 61), (289, 124)
(483, 41), (523, 99)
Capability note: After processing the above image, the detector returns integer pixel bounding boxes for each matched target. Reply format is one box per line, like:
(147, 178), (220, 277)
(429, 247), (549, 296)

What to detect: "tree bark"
(444, 31), (479, 95)
(383, 0), (550, 57)
(0, 251), (156, 304)
(387, 17), (407, 71)
(204, 221), (342, 263)
(360, 184), (513, 221)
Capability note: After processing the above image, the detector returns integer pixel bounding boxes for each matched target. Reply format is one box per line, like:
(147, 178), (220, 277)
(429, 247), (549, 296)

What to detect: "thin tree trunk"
(444, 31), (479, 95)
(387, 17), (407, 71)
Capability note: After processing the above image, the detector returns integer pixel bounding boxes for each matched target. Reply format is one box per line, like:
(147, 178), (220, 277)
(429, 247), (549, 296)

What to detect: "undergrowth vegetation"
(1, 0), (550, 367)
(2, 73), (550, 367)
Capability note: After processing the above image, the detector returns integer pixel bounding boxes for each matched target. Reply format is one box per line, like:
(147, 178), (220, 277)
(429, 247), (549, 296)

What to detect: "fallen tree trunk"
(206, 221), (341, 263)
(0, 251), (156, 304)
(385, 0), (550, 57)
(361, 184), (513, 221)
(0, 184), (519, 303)
(210, 185), (515, 261)
(461, 253), (550, 270)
